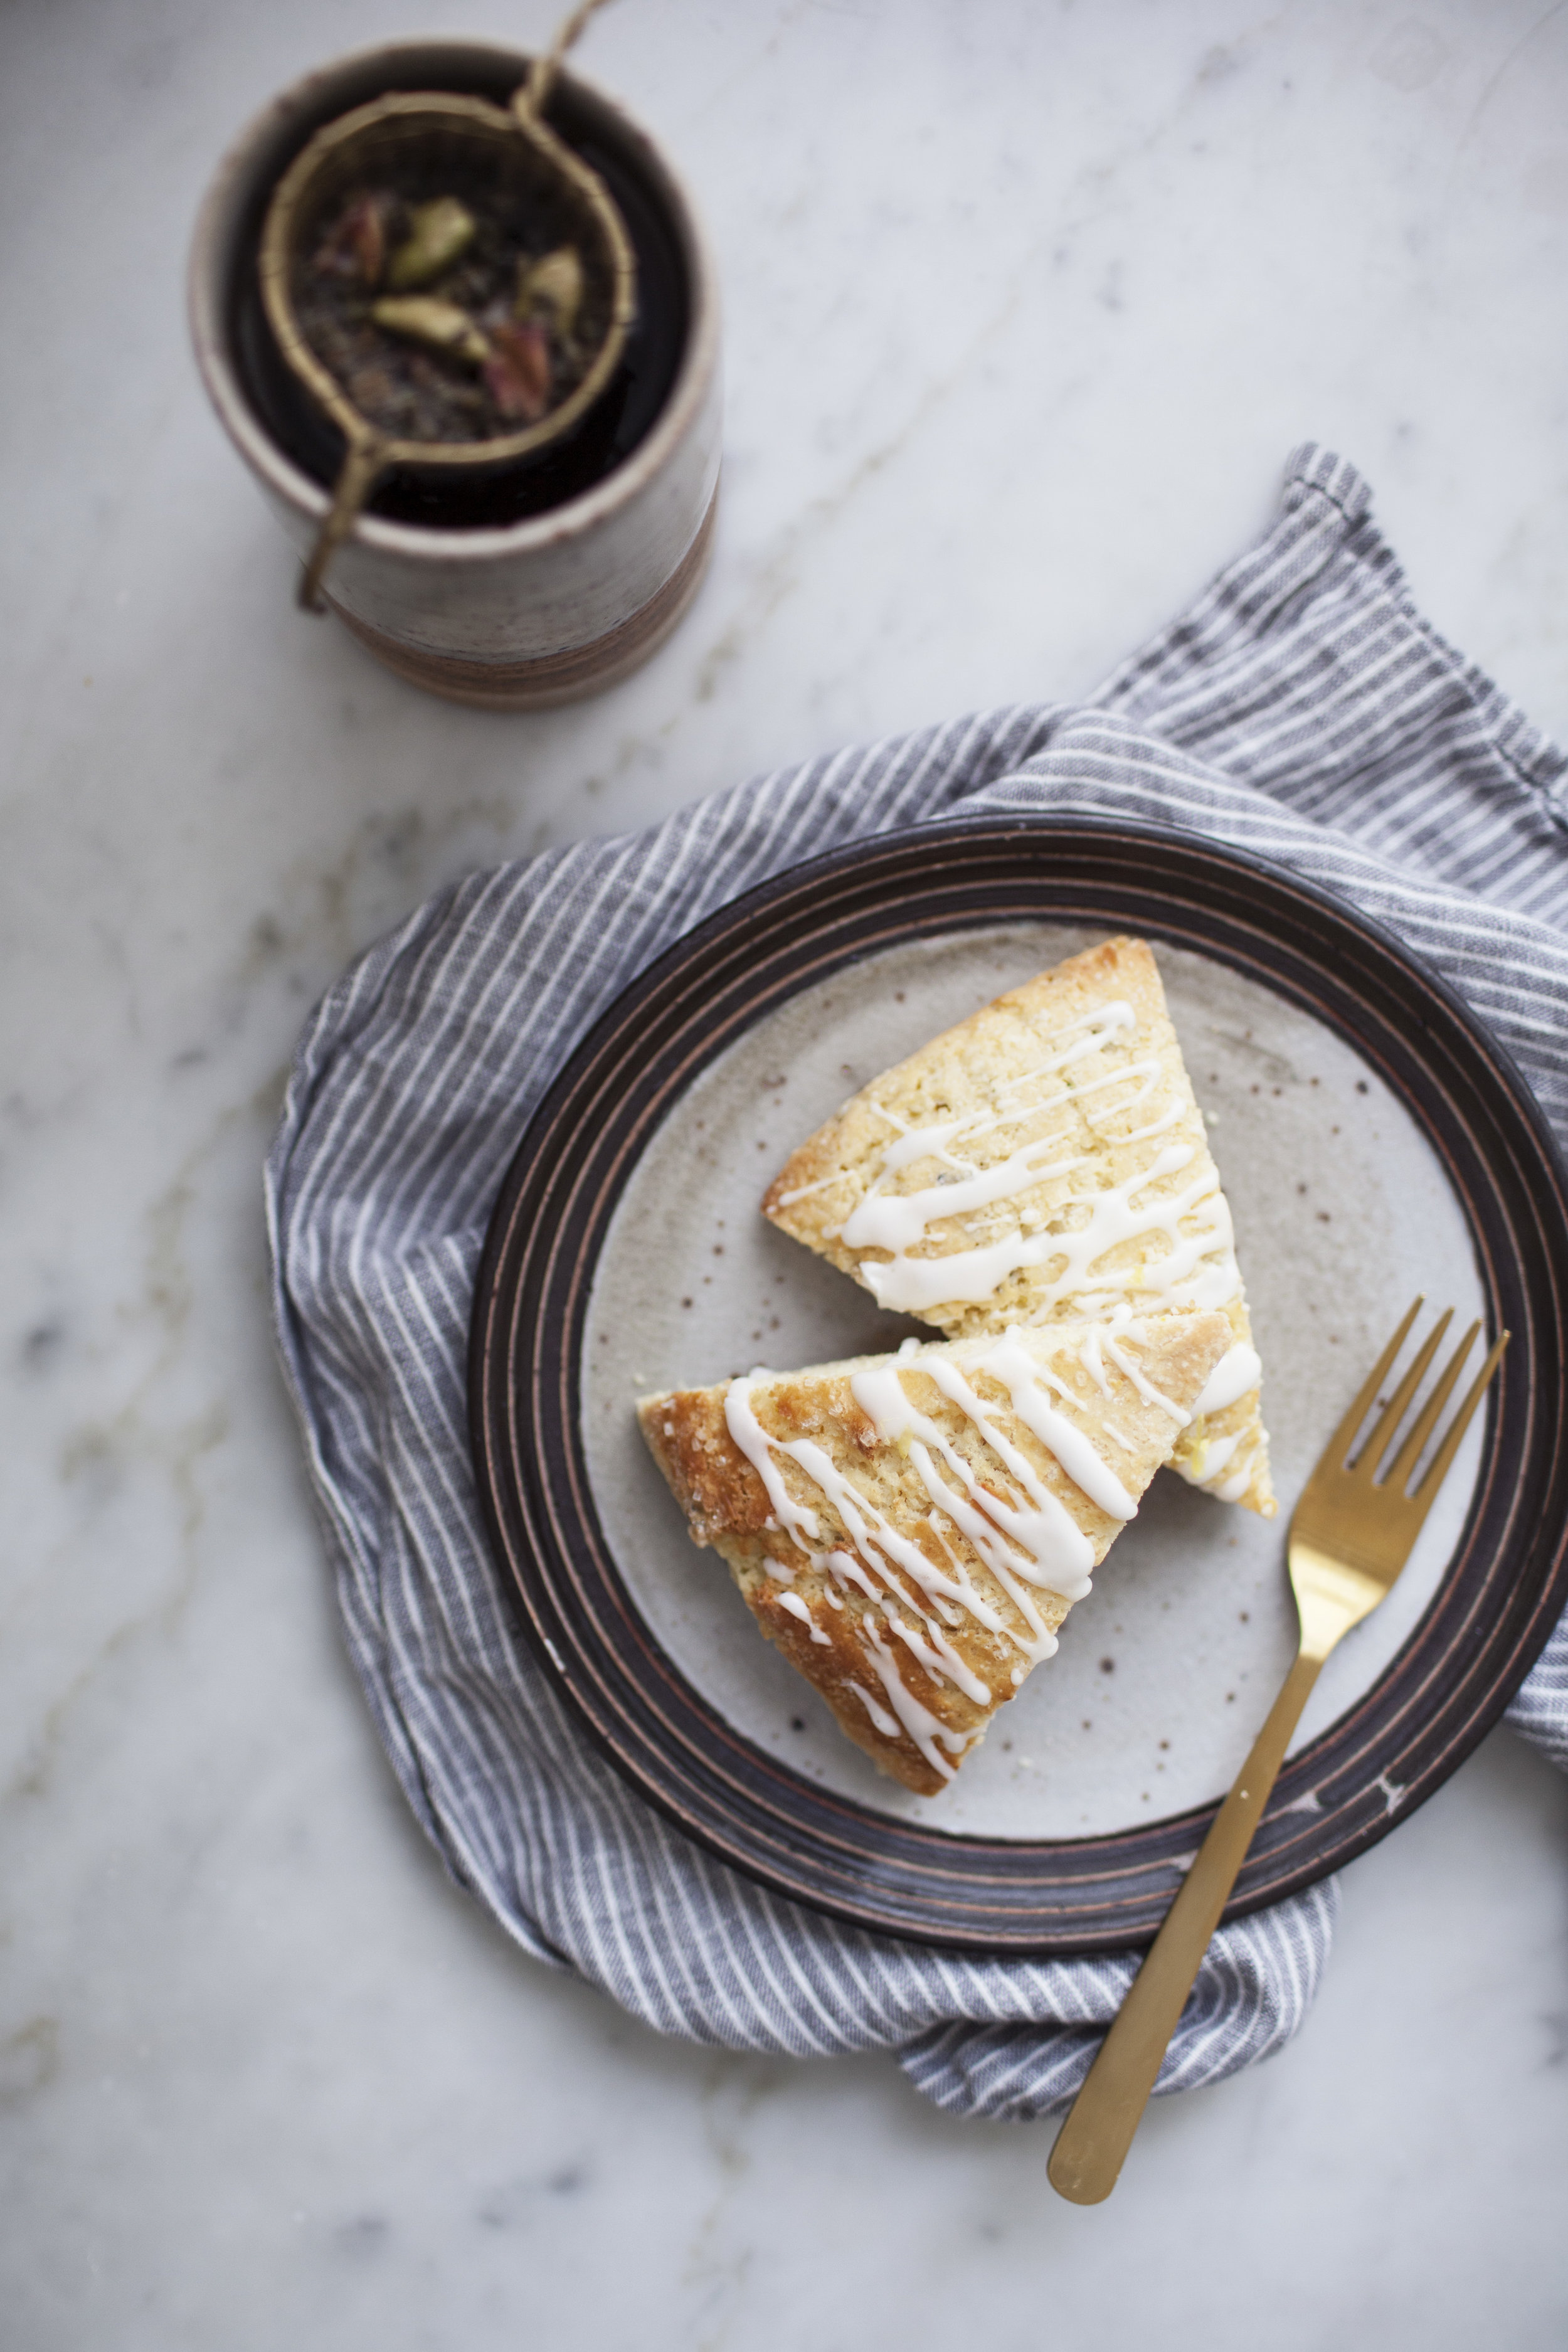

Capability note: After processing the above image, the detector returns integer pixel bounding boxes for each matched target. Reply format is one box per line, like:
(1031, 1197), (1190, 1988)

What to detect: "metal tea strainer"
(258, 0), (635, 611)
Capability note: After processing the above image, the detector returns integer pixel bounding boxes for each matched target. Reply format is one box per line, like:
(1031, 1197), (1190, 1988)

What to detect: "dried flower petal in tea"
(313, 193), (390, 286)
(483, 320), (553, 420)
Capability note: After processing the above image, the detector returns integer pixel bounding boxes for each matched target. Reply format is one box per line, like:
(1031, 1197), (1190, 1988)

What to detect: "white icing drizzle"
(721, 1322), (1182, 1769)
(962, 1332), (1138, 1518)
(914, 1468), (1069, 1651)
(847, 1359), (1098, 1600)
(761, 1553), (797, 1582)
(841, 1135), (1090, 1257)
(776, 1589), (832, 1645)
(1192, 1432), (1241, 1483)
(926, 1508), (1060, 1668)
(881, 1606), (993, 1705)
(847, 1680), (900, 1739)
(1036, 1162), (1241, 1320)
(919, 1515), (1027, 1645)
(770, 1169), (845, 1207)
(789, 1438), (1016, 1626)
(1212, 1447), (1258, 1504)
(822, 1544), (884, 1604)
(1192, 1342), (1263, 1419)
(852, 1002), (1138, 1182)
(823, 996), (1241, 1322)
(871, 1143), (1234, 1316)
(725, 1379), (822, 1549)
(862, 1623), (969, 1780)
(1100, 1328), (1190, 1426)
(1121, 1100), (1184, 1145)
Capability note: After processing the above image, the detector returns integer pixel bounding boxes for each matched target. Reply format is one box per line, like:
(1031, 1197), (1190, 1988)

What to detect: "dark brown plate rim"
(468, 814), (1568, 1954)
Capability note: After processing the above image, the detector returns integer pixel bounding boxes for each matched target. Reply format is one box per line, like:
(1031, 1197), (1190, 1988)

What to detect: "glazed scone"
(763, 936), (1276, 1519)
(638, 1310), (1232, 1795)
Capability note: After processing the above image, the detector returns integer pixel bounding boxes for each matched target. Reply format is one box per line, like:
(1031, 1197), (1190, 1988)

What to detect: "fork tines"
(1330, 1296), (1509, 1501)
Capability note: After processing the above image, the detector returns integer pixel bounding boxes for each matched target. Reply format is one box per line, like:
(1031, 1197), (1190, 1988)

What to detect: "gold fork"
(1047, 1298), (1508, 2205)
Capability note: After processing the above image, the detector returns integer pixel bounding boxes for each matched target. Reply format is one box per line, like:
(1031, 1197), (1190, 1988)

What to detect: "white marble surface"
(4, 1), (1567, 2344)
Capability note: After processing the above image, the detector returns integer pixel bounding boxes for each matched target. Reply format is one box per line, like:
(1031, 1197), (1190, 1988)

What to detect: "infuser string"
(526, 0), (620, 118)
(298, 432), (388, 615)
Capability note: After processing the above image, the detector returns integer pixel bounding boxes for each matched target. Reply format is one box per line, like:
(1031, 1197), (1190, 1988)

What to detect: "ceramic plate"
(469, 817), (1568, 1951)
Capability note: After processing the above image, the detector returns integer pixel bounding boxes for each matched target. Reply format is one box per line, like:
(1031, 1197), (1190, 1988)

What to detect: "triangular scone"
(763, 936), (1276, 1518)
(638, 1310), (1231, 1795)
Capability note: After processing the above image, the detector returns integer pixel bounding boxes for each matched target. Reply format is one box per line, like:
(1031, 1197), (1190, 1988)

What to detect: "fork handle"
(1047, 1648), (1322, 2204)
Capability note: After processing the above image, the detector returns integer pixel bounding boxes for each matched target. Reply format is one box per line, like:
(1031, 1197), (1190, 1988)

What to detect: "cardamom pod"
(386, 197), (477, 291)
(371, 296), (490, 366)
(516, 246), (584, 337)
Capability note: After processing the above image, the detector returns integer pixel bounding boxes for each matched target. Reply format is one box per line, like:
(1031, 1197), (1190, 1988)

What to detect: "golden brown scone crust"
(639, 1310), (1231, 1794)
(763, 936), (1275, 1519)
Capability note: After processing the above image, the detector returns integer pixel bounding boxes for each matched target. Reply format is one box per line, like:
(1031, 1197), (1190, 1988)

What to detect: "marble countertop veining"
(3, 1), (1567, 2345)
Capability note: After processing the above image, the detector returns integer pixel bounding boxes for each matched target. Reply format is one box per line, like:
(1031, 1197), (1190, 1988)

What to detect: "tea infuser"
(258, 0), (635, 612)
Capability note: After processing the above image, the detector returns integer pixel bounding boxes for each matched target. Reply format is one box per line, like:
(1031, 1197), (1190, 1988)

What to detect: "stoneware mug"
(189, 37), (721, 709)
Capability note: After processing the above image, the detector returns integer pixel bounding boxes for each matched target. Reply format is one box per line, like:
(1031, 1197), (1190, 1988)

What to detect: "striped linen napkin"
(268, 444), (1568, 2121)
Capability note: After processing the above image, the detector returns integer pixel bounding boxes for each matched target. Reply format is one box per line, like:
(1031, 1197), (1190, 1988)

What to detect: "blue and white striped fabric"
(267, 444), (1568, 2122)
